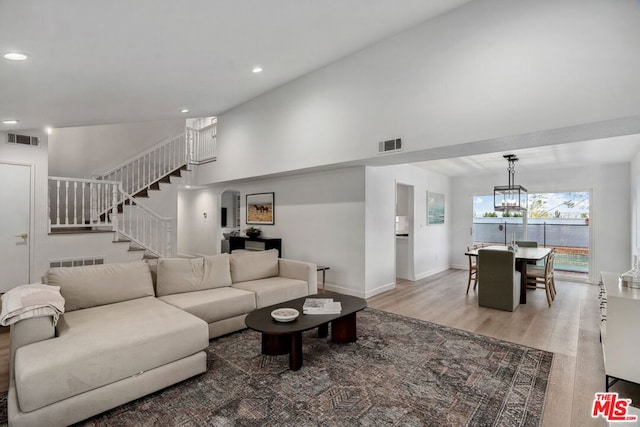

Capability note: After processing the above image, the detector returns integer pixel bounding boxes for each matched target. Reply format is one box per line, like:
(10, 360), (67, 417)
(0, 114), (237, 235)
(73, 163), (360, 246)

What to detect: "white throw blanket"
(0, 284), (65, 326)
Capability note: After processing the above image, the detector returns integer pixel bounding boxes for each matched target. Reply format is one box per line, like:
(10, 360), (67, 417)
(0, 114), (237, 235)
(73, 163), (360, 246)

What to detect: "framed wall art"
(427, 191), (445, 225)
(246, 192), (275, 225)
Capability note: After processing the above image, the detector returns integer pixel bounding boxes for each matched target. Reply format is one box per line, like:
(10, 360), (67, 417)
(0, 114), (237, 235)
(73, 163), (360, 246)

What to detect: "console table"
(229, 236), (282, 257)
(600, 271), (640, 391)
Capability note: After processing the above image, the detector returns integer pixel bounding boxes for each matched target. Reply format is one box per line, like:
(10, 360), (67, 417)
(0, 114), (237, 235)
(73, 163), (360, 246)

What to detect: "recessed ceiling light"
(185, 185), (192, 189)
(3, 52), (28, 61)
(181, 108), (189, 113)
(252, 66), (263, 73)
(45, 127), (53, 135)
(2, 120), (18, 124)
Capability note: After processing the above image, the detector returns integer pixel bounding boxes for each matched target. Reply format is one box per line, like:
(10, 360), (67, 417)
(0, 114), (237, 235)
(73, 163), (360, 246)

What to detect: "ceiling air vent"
(378, 138), (402, 154)
(7, 133), (39, 146)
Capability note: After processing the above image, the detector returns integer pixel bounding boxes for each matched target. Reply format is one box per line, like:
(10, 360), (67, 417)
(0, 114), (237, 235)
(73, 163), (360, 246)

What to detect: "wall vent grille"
(49, 257), (105, 268)
(7, 133), (39, 146)
(378, 138), (402, 154)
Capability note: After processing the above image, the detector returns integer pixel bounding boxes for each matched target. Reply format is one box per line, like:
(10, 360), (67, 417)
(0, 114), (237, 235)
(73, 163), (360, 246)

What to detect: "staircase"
(48, 122), (216, 260)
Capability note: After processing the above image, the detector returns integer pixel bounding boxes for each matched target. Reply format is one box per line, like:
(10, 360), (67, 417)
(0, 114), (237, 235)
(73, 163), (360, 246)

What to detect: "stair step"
(50, 162), (189, 260)
(50, 228), (113, 235)
(134, 189), (149, 198)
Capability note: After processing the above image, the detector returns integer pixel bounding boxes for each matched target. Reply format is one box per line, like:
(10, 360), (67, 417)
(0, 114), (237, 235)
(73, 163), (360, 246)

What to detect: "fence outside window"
(472, 219), (589, 274)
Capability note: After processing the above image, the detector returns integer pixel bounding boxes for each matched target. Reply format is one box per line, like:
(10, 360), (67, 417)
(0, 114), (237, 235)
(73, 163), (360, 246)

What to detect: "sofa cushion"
(232, 277), (308, 308)
(14, 296), (208, 413)
(203, 255), (233, 289)
(230, 249), (279, 283)
(156, 255), (231, 296)
(46, 261), (154, 312)
(158, 287), (256, 324)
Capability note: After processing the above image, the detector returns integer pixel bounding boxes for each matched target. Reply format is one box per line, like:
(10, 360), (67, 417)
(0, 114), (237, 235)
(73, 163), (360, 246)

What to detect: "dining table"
(465, 245), (552, 304)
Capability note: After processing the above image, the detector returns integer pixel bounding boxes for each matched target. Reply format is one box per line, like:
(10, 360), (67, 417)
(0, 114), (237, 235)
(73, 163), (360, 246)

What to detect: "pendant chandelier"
(494, 154), (527, 212)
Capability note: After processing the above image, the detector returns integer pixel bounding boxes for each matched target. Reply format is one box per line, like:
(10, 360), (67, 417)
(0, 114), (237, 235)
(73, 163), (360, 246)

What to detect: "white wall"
(631, 152), (640, 260)
(451, 163), (631, 282)
(365, 164), (451, 297)
(177, 188), (218, 257)
(196, 0), (640, 185)
(49, 119), (185, 178)
(38, 233), (143, 272)
(1, 131), (151, 284)
(0, 131), (49, 283)
(178, 167), (367, 295)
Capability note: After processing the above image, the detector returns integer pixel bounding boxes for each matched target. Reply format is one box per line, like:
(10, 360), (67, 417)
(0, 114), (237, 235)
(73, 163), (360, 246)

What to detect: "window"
(472, 191), (590, 279)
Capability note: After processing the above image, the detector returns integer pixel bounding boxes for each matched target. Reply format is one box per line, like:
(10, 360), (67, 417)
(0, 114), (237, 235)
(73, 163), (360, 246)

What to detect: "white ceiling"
(0, 0), (470, 131)
(412, 135), (640, 177)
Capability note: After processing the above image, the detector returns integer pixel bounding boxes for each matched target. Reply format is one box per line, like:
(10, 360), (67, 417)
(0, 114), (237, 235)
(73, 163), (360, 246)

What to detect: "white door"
(0, 162), (31, 291)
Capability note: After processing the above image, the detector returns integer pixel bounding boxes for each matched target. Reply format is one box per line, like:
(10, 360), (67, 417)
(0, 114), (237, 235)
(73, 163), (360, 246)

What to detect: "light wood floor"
(368, 269), (640, 427)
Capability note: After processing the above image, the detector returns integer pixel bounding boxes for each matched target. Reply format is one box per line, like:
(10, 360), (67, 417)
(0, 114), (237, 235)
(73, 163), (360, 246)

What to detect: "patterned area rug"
(1, 309), (553, 426)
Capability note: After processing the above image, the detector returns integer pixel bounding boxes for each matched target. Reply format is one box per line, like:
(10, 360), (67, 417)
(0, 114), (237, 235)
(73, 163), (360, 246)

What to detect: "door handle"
(15, 233), (28, 239)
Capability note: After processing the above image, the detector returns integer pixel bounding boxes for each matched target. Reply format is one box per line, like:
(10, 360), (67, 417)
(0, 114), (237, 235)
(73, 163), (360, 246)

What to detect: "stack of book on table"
(302, 298), (342, 315)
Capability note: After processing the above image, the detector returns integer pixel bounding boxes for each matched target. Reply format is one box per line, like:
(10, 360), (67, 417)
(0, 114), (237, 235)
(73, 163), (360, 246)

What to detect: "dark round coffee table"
(245, 294), (367, 371)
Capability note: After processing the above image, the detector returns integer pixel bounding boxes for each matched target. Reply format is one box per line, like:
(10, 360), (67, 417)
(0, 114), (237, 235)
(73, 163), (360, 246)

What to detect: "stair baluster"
(48, 125), (215, 256)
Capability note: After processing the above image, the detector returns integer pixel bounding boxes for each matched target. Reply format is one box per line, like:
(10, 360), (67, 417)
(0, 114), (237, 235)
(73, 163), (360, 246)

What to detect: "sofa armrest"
(279, 259), (317, 295)
(9, 316), (55, 382)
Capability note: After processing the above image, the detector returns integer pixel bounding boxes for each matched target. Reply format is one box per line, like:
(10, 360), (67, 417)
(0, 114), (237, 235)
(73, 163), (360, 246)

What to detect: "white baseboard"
(365, 282), (396, 299)
(178, 252), (209, 258)
(414, 264), (451, 281)
(450, 264), (466, 270)
(322, 283), (367, 298)
(322, 281), (396, 299)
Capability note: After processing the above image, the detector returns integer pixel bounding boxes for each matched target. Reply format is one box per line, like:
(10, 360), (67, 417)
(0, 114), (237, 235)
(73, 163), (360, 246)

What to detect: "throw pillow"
(46, 261), (154, 312)
(230, 249), (279, 283)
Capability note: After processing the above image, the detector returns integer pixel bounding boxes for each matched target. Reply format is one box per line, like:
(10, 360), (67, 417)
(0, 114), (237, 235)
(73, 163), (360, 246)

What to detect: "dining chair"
(466, 245), (479, 294)
(526, 249), (556, 306)
(477, 249), (521, 311)
(515, 240), (540, 267)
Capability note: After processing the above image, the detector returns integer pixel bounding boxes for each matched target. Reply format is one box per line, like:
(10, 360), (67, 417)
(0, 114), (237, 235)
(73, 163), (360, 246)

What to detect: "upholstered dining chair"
(515, 240), (538, 265)
(466, 245), (479, 294)
(478, 249), (521, 312)
(526, 249), (556, 306)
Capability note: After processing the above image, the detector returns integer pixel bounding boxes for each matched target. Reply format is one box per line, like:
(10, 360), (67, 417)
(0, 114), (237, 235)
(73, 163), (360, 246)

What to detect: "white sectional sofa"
(7, 249), (317, 427)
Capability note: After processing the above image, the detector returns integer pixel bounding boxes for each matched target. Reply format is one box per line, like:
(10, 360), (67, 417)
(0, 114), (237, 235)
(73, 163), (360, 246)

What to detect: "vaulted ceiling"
(0, 0), (470, 131)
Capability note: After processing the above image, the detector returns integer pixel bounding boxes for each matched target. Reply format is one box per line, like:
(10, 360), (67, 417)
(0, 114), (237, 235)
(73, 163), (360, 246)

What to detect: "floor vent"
(49, 257), (105, 268)
(378, 138), (402, 154)
(7, 133), (39, 146)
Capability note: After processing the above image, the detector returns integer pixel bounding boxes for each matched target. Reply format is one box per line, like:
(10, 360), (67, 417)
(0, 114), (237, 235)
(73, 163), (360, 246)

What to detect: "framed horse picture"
(246, 192), (275, 225)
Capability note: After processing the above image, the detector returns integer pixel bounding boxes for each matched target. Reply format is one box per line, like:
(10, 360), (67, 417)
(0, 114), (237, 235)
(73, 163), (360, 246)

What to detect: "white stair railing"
(48, 177), (119, 230)
(94, 124), (218, 198)
(49, 123), (217, 255)
(115, 186), (173, 257)
(186, 122), (217, 164)
(95, 133), (187, 198)
(48, 177), (173, 257)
